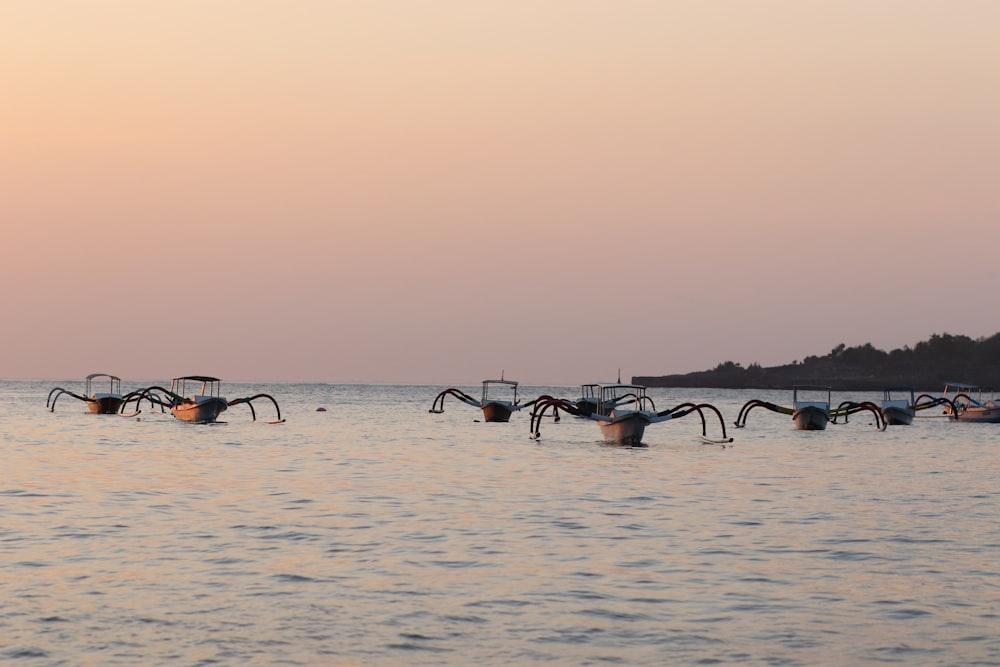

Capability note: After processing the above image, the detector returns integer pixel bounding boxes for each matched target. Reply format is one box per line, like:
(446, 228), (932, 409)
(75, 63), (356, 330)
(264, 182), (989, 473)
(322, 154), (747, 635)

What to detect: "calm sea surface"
(2, 381), (998, 666)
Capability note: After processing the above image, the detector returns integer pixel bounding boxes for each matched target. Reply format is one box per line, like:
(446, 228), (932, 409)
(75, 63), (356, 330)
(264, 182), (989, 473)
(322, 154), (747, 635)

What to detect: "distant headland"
(634, 333), (1000, 391)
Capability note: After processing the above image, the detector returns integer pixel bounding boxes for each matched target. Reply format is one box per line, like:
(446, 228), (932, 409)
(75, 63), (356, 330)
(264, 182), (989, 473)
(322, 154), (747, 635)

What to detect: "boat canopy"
(171, 376), (223, 398)
(482, 378), (518, 404)
(596, 383), (650, 416)
(85, 373), (122, 396)
(882, 387), (915, 401)
(793, 385), (831, 409)
(944, 382), (979, 390)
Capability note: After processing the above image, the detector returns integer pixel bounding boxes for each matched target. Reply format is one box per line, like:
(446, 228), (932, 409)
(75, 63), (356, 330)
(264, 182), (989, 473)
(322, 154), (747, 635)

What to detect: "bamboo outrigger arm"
(428, 388), (481, 413)
(734, 399), (793, 427)
(228, 393), (285, 423)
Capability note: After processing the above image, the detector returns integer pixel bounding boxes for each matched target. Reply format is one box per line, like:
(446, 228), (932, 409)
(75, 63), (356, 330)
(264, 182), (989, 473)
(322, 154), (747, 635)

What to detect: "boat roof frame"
(85, 372), (121, 382)
(482, 378), (518, 403)
(85, 373), (121, 396)
(171, 375), (223, 397)
(944, 381), (979, 390)
(793, 385), (831, 406)
(883, 386), (916, 399)
(597, 383), (648, 400)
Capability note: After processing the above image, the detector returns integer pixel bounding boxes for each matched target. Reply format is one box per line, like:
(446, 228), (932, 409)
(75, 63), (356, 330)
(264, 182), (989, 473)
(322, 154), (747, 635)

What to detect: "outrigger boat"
(122, 376), (284, 424)
(880, 387), (916, 426)
(843, 388), (954, 426)
(940, 382), (1000, 423)
(429, 376), (524, 422)
(166, 376), (228, 423)
(736, 385), (886, 431)
(47, 373), (126, 414)
(793, 385), (832, 430)
(528, 382), (733, 446)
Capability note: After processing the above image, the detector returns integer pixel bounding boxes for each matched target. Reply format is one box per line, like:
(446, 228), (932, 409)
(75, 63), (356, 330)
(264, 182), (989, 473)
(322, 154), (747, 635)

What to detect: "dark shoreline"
(633, 375), (946, 393)
(633, 333), (1000, 393)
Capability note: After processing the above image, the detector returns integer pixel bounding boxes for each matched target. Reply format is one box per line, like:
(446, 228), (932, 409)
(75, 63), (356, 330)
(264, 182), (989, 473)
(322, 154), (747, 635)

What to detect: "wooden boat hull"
(597, 413), (649, 445)
(172, 397), (228, 423)
(951, 406), (1000, 423)
(481, 401), (514, 423)
(793, 406), (829, 431)
(87, 395), (124, 415)
(882, 406), (915, 426)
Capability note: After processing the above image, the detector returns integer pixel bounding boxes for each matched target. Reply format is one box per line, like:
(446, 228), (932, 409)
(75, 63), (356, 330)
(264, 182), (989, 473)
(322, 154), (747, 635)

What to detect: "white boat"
(942, 382), (1000, 423)
(429, 376), (522, 423)
(590, 383), (656, 445)
(121, 376), (284, 423)
(881, 387), (916, 426)
(529, 382), (732, 446)
(737, 386), (885, 431)
(792, 385), (831, 430)
(167, 376), (229, 423)
(479, 379), (520, 422)
(47, 373), (125, 415)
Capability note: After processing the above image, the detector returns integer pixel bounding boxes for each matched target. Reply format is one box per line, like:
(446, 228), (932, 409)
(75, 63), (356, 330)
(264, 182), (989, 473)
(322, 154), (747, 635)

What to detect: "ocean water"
(2, 380), (998, 666)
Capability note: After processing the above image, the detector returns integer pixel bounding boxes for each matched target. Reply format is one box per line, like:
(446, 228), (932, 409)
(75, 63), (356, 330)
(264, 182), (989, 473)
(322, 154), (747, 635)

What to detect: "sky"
(3, 1), (999, 385)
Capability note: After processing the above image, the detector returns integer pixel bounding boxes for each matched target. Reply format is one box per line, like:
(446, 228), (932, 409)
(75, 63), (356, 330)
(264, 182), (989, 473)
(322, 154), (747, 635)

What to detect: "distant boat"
(47, 373), (125, 415)
(881, 387), (916, 426)
(429, 375), (523, 423)
(793, 385), (832, 431)
(122, 376), (284, 424)
(941, 382), (1000, 423)
(590, 383), (658, 445)
(735, 386), (885, 431)
(528, 382), (732, 446)
(166, 376), (230, 423)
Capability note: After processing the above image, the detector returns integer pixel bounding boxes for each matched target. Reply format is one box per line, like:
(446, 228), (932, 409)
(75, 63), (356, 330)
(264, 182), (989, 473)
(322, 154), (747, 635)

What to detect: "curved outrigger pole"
(120, 388), (171, 413)
(46, 387), (86, 412)
(913, 393), (959, 416)
(227, 394), (285, 423)
(830, 401), (887, 430)
(662, 402), (733, 443)
(529, 397), (581, 438)
(429, 388), (482, 413)
(119, 386), (176, 417)
(734, 400), (793, 427)
(649, 402), (733, 444)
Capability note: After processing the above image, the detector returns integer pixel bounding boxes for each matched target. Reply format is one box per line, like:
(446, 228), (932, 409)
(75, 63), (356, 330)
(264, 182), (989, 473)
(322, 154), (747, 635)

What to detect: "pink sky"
(3, 1), (999, 384)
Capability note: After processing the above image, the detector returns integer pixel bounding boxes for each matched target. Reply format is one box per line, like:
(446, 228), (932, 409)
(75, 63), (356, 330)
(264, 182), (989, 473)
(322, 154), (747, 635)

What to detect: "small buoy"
(316, 407), (327, 412)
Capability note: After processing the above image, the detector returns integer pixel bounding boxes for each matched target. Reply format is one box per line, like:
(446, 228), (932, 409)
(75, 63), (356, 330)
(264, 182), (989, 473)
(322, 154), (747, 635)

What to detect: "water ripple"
(3, 383), (999, 666)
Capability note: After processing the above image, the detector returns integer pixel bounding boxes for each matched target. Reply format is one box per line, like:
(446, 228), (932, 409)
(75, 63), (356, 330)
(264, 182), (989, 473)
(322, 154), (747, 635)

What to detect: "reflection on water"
(2, 381), (999, 665)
